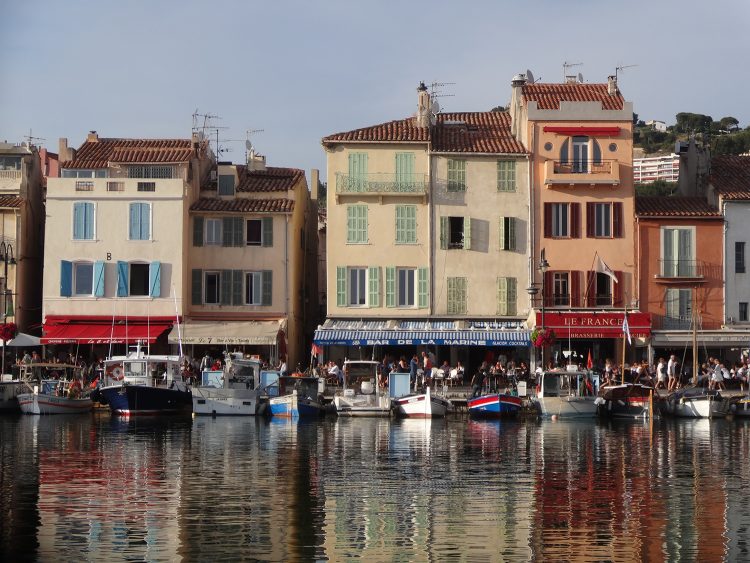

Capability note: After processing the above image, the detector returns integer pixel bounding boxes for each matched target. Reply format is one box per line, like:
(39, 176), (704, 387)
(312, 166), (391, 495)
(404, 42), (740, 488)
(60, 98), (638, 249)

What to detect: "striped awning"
(313, 329), (530, 347)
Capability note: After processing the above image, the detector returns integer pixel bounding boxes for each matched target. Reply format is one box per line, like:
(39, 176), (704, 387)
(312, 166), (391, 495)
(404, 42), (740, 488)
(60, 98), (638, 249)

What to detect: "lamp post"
(538, 249), (550, 369)
(0, 241), (16, 376)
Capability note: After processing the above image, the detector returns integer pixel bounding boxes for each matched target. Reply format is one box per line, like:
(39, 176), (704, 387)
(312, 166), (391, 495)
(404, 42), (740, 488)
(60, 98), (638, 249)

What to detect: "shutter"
(395, 206), (404, 243)
(680, 289), (691, 318)
(85, 203), (94, 239)
(586, 203), (595, 237)
(614, 270), (623, 306)
(73, 203), (84, 239)
(613, 202), (623, 238)
(665, 289), (676, 318)
(395, 153), (414, 188)
(544, 203), (552, 238)
(193, 216), (204, 247)
(232, 270), (243, 305)
(149, 261), (161, 297)
(262, 217), (273, 247)
(507, 277), (517, 316)
(417, 267), (428, 309)
(571, 203), (581, 238)
(93, 261), (105, 297)
(570, 270), (580, 308)
(117, 261), (129, 297)
(464, 217), (472, 250)
(191, 269), (202, 305)
(499, 217), (506, 250)
(560, 139), (569, 163)
(440, 217), (448, 249)
(368, 267), (380, 307)
(663, 228), (674, 276)
(220, 270), (232, 305)
(497, 277), (507, 315)
(261, 270), (272, 306)
(385, 267), (396, 308)
(222, 218), (232, 247)
(359, 205), (368, 243)
(586, 271), (595, 307)
(336, 266), (346, 307)
(679, 229), (692, 276)
(60, 260), (72, 297)
(543, 271), (553, 308)
(508, 217), (517, 251)
(129, 203), (139, 240)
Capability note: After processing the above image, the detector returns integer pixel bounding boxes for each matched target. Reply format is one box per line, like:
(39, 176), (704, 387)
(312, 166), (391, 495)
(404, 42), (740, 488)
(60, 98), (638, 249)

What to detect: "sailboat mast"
(692, 286), (698, 386)
(621, 304), (627, 385)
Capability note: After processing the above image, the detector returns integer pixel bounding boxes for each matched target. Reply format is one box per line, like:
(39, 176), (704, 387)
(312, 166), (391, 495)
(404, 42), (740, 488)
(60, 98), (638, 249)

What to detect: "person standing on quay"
(667, 354), (678, 391)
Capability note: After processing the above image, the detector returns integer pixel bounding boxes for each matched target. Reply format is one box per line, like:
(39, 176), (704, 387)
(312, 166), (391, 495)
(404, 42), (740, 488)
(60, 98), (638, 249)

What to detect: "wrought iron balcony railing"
(660, 315), (692, 330)
(658, 259), (701, 278)
(553, 160), (614, 174)
(544, 160), (619, 186)
(336, 173), (428, 195)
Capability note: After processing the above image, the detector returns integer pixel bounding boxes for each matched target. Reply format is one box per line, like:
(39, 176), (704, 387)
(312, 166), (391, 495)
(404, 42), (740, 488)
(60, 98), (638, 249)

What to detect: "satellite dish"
(578, 72), (584, 83)
(245, 140), (252, 151)
(431, 100), (440, 114)
(526, 69), (535, 84)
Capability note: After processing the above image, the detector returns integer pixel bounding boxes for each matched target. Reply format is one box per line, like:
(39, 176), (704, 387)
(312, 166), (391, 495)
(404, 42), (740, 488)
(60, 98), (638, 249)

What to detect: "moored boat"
(394, 386), (452, 418)
(467, 393), (522, 418)
(333, 360), (391, 417)
(17, 379), (93, 415)
(192, 357), (264, 416)
(0, 377), (26, 412)
(598, 383), (656, 418)
(664, 387), (735, 418)
(268, 375), (324, 418)
(533, 368), (599, 418)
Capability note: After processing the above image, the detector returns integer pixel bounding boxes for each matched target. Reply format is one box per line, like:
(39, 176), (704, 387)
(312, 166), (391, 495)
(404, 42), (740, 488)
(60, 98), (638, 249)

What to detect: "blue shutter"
(129, 203), (138, 240)
(60, 260), (72, 297)
(73, 203), (83, 239)
(117, 261), (129, 297)
(141, 204), (150, 240)
(149, 261), (161, 297)
(94, 261), (105, 297)
(84, 203), (94, 240)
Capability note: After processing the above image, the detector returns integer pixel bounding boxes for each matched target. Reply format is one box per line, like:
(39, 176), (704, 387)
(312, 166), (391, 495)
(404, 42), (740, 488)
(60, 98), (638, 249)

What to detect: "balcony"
(335, 173), (428, 202)
(655, 260), (706, 282)
(544, 159), (620, 187)
(0, 170), (22, 180)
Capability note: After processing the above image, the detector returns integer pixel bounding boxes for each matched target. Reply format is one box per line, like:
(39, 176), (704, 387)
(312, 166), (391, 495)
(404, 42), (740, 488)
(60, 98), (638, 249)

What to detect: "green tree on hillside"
(675, 112), (713, 134)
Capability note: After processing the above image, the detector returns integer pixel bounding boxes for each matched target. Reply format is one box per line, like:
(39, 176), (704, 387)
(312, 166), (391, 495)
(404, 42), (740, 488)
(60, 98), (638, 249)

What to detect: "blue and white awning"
(313, 328), (530, 347)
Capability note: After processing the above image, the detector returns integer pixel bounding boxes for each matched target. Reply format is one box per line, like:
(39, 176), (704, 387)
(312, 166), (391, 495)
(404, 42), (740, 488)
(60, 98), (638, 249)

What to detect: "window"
(205, 219), (222, 245)
(245, 272), (263, 305)
(348, 152), (368, 191)
(552, 203), (569, 237)
(62, 169), (107, 178)
(499, 217), (516, 251)
(593, 203), (611, 237)
(395, 206), (416, 244)
(594, 273), (612, 306)
(553, 272), (569, 306)
(736, 241), (746, 274)
(346, 205), (368, 244)
(447, 159), (466, 192)
(497, 277), (517, 316)
(107, 181), (124, 192)
(73, 202), (95, 240)
(129, 263), (150, 296)
(447, 277), (467, 314)
(665, 288), (692, 329)
(544, 202), (580, 239)
(247, 217), (273, 247)
(740, 302), (748, 322)
(560, 136), (602, 172)
(73, 263), (94, 296)
(218, 175), (235, 196)
(348, 268), (367, 306)
(75, 181), (94, 191)
(440, 216), (471, 250)
(662, 227), (694, 276)
(129, 203), (151, 240)
(116, 261), (160, 297)
(497, 161), (516, 192)
(397, 268), (416, 307)
(128, 166), (173, 179)
(0, 156), (22, 170)
(137, 182), (156, 192)
(587, 202), (623, 238)
(204, 272), (220, 304)
(395, 153), (415, 191)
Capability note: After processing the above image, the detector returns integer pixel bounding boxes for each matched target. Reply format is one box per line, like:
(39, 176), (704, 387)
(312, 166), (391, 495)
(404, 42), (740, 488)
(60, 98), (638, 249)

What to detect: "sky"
(2, 0), (749, 183)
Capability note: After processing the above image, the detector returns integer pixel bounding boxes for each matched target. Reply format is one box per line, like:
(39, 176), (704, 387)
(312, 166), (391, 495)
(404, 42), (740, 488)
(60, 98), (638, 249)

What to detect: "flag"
(586, 350), (593, 370)
(311, 343), (323, 357)
(594, 254), (618, 284)
(622, 313), (632, 345)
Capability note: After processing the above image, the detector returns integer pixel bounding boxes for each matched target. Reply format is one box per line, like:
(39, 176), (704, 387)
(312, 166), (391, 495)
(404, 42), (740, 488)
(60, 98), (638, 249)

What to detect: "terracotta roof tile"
(709, 155), (750, 200)
(236, 166), (305, 192)
(322, 118), (430, 144)
(190, 198), (294, 214)
(0, 195), (23, 209)
(522, 83), (625, 111)
(432, 112), (525, 154)
(635, 196), (721, 217)
(62, 138), (200, 169)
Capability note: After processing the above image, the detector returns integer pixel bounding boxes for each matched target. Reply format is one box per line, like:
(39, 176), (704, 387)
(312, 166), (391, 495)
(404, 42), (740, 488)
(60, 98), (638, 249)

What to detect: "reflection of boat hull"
(734, 398), (750, 417)
(395, 387), (451, 418)
(269, 392), (323, 418)
(665, 390), (734, 418)
(599, 384), (654, 418)
(535, 396), (599, 418)
(17, 392), (92, 415)
(99, 384), (193, 415)
(467, 394), (522, 418)
(192, 388), (260, 416)
(0, 381), (25, 412)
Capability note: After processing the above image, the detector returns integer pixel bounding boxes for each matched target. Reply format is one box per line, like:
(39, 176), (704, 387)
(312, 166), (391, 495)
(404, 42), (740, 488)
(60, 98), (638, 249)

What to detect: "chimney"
(607, 75), (618, 96)
(87, 130), (99, 142)
(415, 82), (431, 128)
(58, 137), (76, 162)
(247, 149), (266, 171)
(510, 73), (527, 139)
(310, 169), (319, 201)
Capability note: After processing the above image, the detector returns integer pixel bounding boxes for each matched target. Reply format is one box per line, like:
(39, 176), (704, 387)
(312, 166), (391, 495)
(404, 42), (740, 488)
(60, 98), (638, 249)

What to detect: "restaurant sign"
(536, 311), (651, 338)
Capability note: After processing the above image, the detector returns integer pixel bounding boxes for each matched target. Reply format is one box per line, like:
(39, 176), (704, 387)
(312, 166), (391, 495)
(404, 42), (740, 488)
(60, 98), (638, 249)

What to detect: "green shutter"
(191, 269), (202, 305)
(193, 216), (203, 246)
(359, 205), (368, 243)
(385, 267), (396, 308)
(497, 161), (516, 192)
(508, 217), (517, 251)
(336, 266), (346, 307)
(368, 267), (380, 307)
(507, 277), (517, 316)
(464, 217), (472, 250)
(418, 267), (428, 309)
(262, 217), (273, 247)
(348, 152), (368, 191)
(232, 270), (243, 305)
(440, 216), (448, 249)
(447, 159), (466, 192)
(447, 277), (467, 314)
(220, 270), (232, 305)
(497, 277), (508, 315)
(233, 217), (244, 246)
(222, 218), (233, 247)
(499, 217), (506, 250)
(262, 270), (272, 306)
(395, 152), (415, 191)
(395, 206), (405, 243)
(347, 205), (367, 243)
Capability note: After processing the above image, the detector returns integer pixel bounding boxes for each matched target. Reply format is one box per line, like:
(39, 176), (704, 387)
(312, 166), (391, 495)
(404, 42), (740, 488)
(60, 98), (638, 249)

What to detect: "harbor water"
(2, 413), (750, 562)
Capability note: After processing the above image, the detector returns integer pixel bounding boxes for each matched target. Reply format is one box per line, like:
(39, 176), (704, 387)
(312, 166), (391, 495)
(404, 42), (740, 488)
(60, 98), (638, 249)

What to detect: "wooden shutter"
(368, 267), (380, 307)
(678, 229), (692, 276)
(233, 217), (244, 246)
(418, 267), (428, 309)
(193, 216), (204, 247)
(117, 261), (129, 297)
(543, 203), (552, 238)
(395, 152), (414, 189)
(191, 269), (202, 305)
(586, 271), (596, 307)
(129, 203), (139, 240)
(149, 261), (161, 298)
(570, 270), (581, 308)
(262, 217), (273, 247)
(613, 202), (623, 238)
(464, 217), (472, 250)
(336, 267), (346, 307)
(440, 217), (448, 249)
(385, 267), (396, 308)
(222, 218), (233, 247)
(497, 277), (507, 315)
(60, 260), (72, 297)
(507, 277), (517, 315)
(571, 203), (581, 238)
(543, 270), (553, 308)
(508, 217), (516, 251)
(262, 270), (273, 306)
(614, 270), (623, 306)
(73, 203), (84, 239)
(586, 203), (595, 237)
(231, 270), (243, 305)
(94, 261), (105, 297)
(220, 270), (232, 305)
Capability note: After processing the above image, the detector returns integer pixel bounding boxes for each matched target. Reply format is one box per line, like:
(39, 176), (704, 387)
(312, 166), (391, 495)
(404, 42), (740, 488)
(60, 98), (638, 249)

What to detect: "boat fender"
(107, 364), (124, 381)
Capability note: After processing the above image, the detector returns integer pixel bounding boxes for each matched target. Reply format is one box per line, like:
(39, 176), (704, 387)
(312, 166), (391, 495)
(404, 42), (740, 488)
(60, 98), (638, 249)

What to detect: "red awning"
(41, 316), (174, 345)
(536, 311), (651, 338)
(543, 126), (621, 136)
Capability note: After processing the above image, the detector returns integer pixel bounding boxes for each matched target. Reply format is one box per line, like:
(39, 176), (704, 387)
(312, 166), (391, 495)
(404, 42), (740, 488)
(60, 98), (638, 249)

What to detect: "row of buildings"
(1, 72), (749, 370)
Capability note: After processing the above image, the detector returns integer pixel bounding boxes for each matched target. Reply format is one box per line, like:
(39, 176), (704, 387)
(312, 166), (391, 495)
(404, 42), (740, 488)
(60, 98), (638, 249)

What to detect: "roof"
(635, 196), (721, 218)
(709, 155), (750, 200)
(190, 198), (294, 214)
(236, 166), (305, 192)
(522, 83), (625, 111)
(0, 195), (23, 208)
(322, 111), (526, 154)
(61, 138), (200, 169)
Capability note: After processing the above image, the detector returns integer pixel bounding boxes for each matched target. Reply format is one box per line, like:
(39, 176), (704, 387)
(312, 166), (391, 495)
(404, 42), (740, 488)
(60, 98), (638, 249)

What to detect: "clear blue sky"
(2, 0), (748, 182)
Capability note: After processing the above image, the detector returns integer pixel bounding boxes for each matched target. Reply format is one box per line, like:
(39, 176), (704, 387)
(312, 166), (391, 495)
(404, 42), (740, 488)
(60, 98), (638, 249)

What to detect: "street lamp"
(0, 241), (15, 376)
(538, 249), (550, 370)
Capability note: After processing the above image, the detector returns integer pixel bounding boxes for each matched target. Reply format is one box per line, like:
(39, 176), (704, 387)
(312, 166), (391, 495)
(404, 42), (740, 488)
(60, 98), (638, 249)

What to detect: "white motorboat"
(534, 368), (599, 418)
(664, 387), (735, 418)
(0, 376), (26, 412)
(334, 360), (391, 417)
(192, 358), (264, 416)
(17, 379), (93, 415)
(394, 386), (452, 418)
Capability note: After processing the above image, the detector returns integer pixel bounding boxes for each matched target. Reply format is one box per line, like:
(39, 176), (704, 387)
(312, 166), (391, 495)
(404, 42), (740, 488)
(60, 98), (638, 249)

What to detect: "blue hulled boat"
(467, 393), (522, 418)
(268, 375), (324, 418)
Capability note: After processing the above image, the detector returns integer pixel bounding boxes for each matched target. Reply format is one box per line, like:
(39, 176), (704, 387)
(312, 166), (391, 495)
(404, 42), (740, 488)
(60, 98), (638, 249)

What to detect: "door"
(572, 136), (588, 173)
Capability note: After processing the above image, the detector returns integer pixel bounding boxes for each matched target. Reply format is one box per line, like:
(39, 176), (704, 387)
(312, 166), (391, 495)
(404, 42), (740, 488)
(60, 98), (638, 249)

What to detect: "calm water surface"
(2, 413), (750, 562)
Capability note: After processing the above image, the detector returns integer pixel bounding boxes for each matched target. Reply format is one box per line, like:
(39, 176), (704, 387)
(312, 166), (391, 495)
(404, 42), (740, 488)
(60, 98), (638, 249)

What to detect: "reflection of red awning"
(536, 311), (651, 338)
(41, 316), (174, 345)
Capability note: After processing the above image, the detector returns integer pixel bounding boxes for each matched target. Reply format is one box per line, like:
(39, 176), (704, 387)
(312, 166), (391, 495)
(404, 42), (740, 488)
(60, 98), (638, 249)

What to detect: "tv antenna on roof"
(24, 129), (46, 147)
(562, 61), (583, 81)
(615, 63), (638, 82)
(191, 110), (227, 158)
